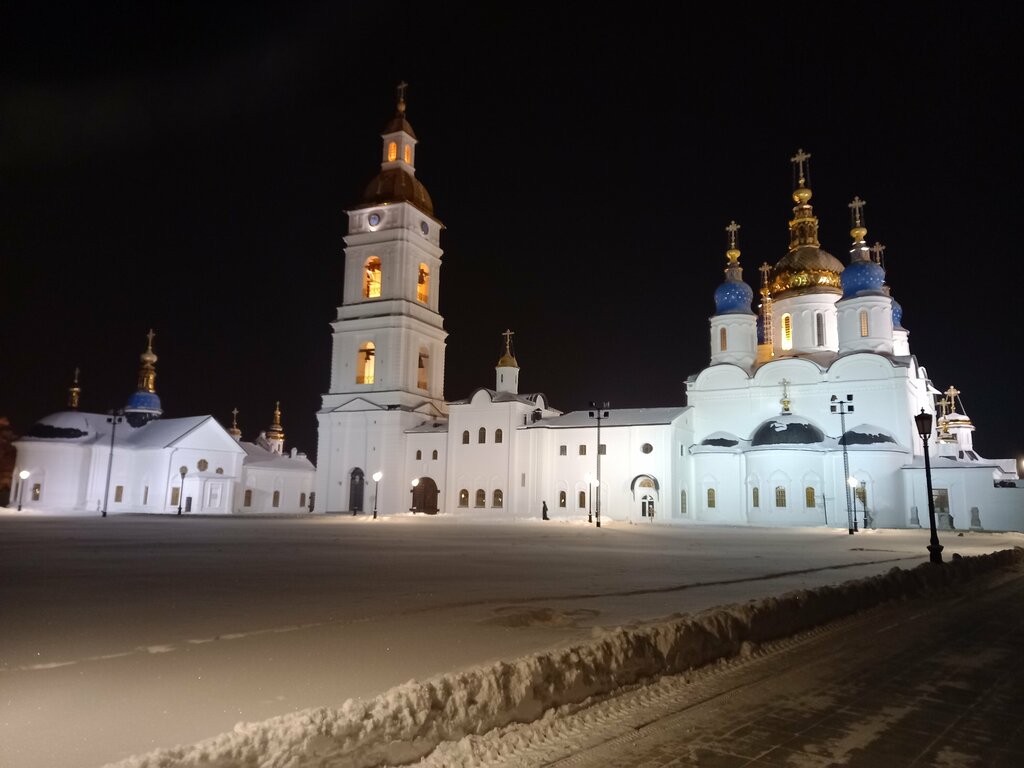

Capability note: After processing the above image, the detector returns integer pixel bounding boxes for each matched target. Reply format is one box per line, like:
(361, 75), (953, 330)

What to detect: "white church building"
(10, 334), (315, 515)
(314, 91), (1023, 532)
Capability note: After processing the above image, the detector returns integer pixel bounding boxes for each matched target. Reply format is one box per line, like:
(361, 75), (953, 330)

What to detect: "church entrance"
(410, 476), (439, 514)
(349, 468), (365, 513)
(641, 494), (655, 519)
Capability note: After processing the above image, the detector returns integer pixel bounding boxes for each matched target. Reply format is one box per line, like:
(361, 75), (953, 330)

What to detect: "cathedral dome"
(841, 258), (885, 297)
(891, 296), (904, 328)
(361, 168), (434, 216)
(750, 414), (826, 446)
(714, 279), (754, 314)
(770, 246), (844, 297)
(126, 390), (162, 412)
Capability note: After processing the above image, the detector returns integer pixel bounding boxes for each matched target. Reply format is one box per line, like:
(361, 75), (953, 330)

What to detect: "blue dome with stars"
(714, 279), (754, 315)
(126, 390), (162, 412)
(841, 259), (885, 298)
(891, 297), (904, 328)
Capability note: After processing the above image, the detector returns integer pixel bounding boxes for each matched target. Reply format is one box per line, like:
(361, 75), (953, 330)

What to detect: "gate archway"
(411, 476), (439, 514)
(349, 468), (365, 513)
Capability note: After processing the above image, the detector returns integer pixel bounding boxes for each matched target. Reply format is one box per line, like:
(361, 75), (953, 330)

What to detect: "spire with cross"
(870, 241), (886, 268)
(396, 81), (408, 114)
(780, 378), (792, 413)
(68, 366), (81, 409)
(791, 148), (811, 188)
(229, 407), (242, 439)
(725, 220), (741, 263)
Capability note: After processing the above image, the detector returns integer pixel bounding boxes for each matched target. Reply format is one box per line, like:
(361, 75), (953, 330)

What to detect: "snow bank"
(107, 547), (1024, 768)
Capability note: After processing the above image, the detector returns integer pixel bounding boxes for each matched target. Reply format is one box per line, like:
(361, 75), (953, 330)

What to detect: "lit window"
(775, 486), (787, 507)
(860, 310), (869, 337)
(417, 349), (428, 390)
(493, 489), (503, 507)
(32, 483), (41, 501)
(403, 144), (411, 164)
(478, 427), (486, 444)
(172, 487), (181, 506)
(559, 445), (567, 456)
(357, 342), (376, 384)
(579, 445), (587, 456)
(462, 431), (470, 444)
(417, 263), (430, 303)
(559, 491), (567, 508)
(114, 485), (124, 503)
(707, 488), (716, 508)
(459, 489), (469, 507)
(415, 450), (422, 460)
(475, 489), (486, 507)
(720, 327), (727, 351)
(782, 313), (793, 350)
(805, 486), (816, 507)
(815, 313), (825, 347)
(244, 489), (252, 507)
(387, 141), (397, 162)
(363, 257), (382, 298)
(578, 490), (586, 508)
(495, 429), (503, 443)
(752, 487), (760, 508)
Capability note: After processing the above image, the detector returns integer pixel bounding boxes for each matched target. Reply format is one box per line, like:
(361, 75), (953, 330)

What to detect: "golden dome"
(770, 245), (844, 296)
(361, 167), (434, 216)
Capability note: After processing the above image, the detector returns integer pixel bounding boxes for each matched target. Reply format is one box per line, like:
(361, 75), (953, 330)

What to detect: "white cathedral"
(312, 90), (1023, 532)
(10, 90), (1023, 532)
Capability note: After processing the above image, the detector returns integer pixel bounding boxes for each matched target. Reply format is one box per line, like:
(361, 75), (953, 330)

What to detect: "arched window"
(805, 486), (816, 507)
(815, 312), (825, 347)
(403, 144), (411, 164)
(680, 490), (687, 514)
(415, 450), (422, 460)
(493, 489), (503, 507)
(475, 489), (486, 507)
(387, 141), (397, 162)
(707, 488), (716, 508)
(859, 310), (869, 337)
(578, 490), (586, 508)
(432, 449), (438, 460)
(417, 263), (430, 303)
(417, 348), (429, 390)
(300, 492), (306, 508)
(752, 486), (760, 508)
(781, 313), (793, 350)
(272, 490), (280, 508)
(478, 427), (486, 444)
(357, 342), (375, 384)
(363, 256), (382, 298)
(244, 489), (252, 507)
(462, 430), (470, 444)
(458, 489), (469, 507)
(775, 486), (787, 507)
(559, 491), (567, 508)
(495, 428), (503, 444)
(720, 327), (727, 351)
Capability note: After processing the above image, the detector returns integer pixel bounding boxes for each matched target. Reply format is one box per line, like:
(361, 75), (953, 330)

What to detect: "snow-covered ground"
(1, 510), (1021, 768)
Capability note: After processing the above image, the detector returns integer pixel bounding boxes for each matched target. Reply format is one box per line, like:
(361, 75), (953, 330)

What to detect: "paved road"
(424, 565), (1024, 767)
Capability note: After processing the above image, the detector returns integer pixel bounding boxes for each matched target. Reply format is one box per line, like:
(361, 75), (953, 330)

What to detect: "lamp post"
(584, 472), (593, 523)
(372, 471), (383, 519)
(410, 477), (419, 515)
(588, 401), (609, 528)
(177, 466), (187, 515)
(914, 409), (943, 564)
(102, 409), (124, 518)
(830, 394), (855, 534)
(17, 470), (30, 511)
(847, 476), (859, 532)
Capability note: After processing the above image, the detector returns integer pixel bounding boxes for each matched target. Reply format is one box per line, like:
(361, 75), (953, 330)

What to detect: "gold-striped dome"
(361, 168), (434, 216)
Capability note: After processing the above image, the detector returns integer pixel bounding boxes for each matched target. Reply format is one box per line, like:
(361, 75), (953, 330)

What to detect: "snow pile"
(108, 546), (1024, 768)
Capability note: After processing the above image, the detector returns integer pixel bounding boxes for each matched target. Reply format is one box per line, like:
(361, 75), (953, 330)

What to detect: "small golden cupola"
(768, 149), (844, 299)
(68, 367), (81, 410)
(264, 401), (285, 454)
(360, 82), (435, 216)
(495, 329), (520, 395)
(123, 329), (163, 427)
(228, 407), (242, 440)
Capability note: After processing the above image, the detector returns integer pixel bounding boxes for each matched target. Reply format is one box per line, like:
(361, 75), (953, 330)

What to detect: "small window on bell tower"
(720, 327), (728, 351)
(387, 141), (397, 162)
(859, 310), (870, 337)
(781, 313), (793, 350)
(417, 263), (430, 303)
(363, 257), (382, 298)
(404, 144), (412, 164)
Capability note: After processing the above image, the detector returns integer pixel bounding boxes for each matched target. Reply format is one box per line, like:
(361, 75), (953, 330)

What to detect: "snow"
(1, 511), (1021, 768)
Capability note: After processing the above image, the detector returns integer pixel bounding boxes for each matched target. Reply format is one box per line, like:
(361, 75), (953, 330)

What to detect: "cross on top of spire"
(726, 220), (740, 248)
(146, 328), (155, 349)
(849, 196), (866, 227)
(791, 148), (811, 187)
(396, 81), (408, 113)
(870, 241), (886, 266)
(502, 328), (514, 352)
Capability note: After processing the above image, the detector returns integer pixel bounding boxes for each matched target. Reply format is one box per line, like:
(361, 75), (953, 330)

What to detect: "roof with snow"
(527, 406), (690, 429)
(448, 388), (551, 407)
(239, 442), (315, 471)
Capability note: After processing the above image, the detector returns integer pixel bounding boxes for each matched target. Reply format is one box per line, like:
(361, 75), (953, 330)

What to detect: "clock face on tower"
(420, 221), (429, 235)
(368, 212), (381, 227)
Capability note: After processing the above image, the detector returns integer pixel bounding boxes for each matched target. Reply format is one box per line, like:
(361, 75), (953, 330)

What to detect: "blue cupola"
(841, 196), (886, 297)
(123, 329), (163, 427)
(714, 221), (755, 315)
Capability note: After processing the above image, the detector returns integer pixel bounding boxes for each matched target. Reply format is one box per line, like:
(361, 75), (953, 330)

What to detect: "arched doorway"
(411, 476), (439, 514)
(349, 468), (365, 513)
(641, 494), (655, 518)
(630, 474), (660, 521)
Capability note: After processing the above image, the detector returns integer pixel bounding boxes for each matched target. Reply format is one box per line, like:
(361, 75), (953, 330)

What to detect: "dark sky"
(2, 2), (1021, 465)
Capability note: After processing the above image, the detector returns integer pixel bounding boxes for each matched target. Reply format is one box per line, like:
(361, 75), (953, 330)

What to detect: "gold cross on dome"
(791, 148), (811, 185)
(848, 196), (866, 227)
(870, 241), (886, 265)
(146, 328), (155, 349)
(725, 220), (740, 249)
(396, 81), (408, 105)
(780, 378), (792, 413)
(945, 385), (960, 408)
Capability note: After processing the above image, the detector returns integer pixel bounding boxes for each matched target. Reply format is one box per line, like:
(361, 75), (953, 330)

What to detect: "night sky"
(3, 2), (1021, 465)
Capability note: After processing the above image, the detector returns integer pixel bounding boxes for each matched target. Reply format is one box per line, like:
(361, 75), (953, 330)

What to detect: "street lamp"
(588, 401), (609, 528)
(830, 394), (855, 535)
(102, 409), (124, 518)
(17, 470), (30, 511)
(847, 476), (859, 532)
(372, 471), (383, 519)
(178, 466), (187, 515)
(410, 477), (419, 515)
(584, 472), (593, 523)
(914, 408), (944, 564)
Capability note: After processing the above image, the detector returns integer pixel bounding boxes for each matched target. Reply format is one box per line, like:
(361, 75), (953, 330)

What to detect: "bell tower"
(315, 85), (449, 514)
